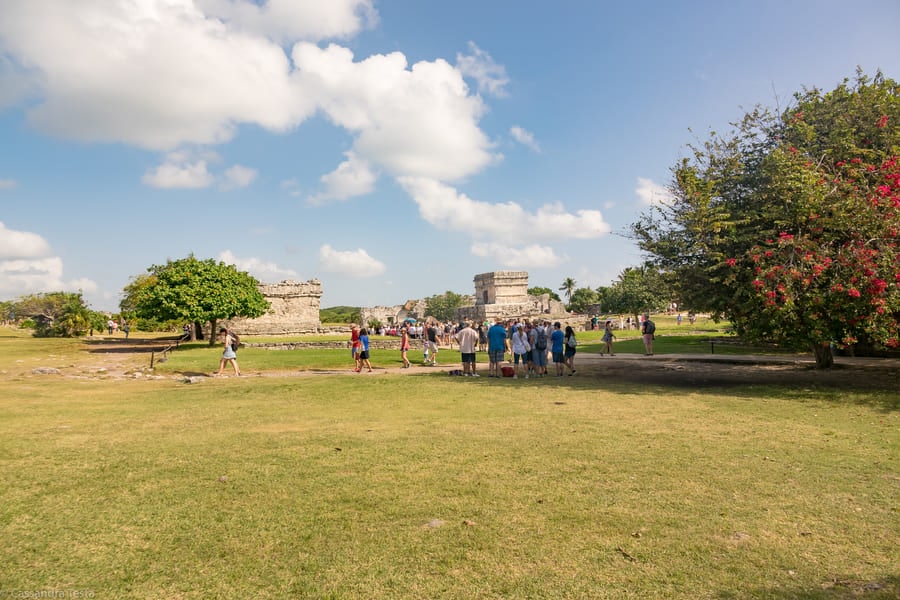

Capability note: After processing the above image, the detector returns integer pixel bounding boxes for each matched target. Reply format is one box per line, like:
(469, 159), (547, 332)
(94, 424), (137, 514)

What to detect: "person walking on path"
(601, 320), (615, 356)
(400, 326), (411, 368)
(349, 324), (362, 370)
(215, 327), (241, 376)
(357, 328), (373, 373)
(455, 321), (480, 376)
(641, 314), (656, 355)
(564, 325), (577, 376)
(550, 322), (565, 377)
(487, 320), (509, 378)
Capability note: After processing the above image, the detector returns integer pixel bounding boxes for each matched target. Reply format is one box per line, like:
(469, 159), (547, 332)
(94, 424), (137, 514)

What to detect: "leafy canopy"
(424, 290), (468, 322)
(633, 70), (900, 367)
(123, 256), (269, 341)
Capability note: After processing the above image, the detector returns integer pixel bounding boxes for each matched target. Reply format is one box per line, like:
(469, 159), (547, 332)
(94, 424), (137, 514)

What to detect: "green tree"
(14, 291), (95, 337)
(527, 286), (561, 302)
(567, 287), (599, 313)
(602, 266), (670, 321)
(558, 277), (577, 303)
(123, 255), (269, 345)
(633, 70), (900, 367)
(424, 290), (467, 322)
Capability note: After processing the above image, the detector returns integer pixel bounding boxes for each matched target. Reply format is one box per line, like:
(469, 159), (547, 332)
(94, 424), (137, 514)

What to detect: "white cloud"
(0, 1), (315, 150)
(197, 0), (377, 43)
(221, 164), (258, 190)
(456, 41), (509, 98)
(636, 177), (674, 206)
(471, 242), (565, 268)
(308, 151), (377, 205)
(318, 244), (385, 277)
(293, 42), (498, 181)
(0, 222), (52, 258)
(0, 223), (96, 298)
(510, 126), (540, 153)
(142, 155), (216, 189)
(0, 179), (18, 190)
(398, 177), (611, 245)
(218, 250), (298, 282)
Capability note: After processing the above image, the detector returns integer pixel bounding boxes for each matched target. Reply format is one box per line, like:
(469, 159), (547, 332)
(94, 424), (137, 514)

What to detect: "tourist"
(510, 323), (530, 379)
(676, 313), (683, 326)
(642, 314), (656, 355)
(487, 320), (509, 378)
(215, 327), (241, 376)
(550, 322), (565, 377)
(107, 319), (114, 335)
(400, 326), (411, 368)
(601, 320), (615, 356)
(425, 321), (439, 365)
(564, 325), (577, 375)
(350, 324), (361, 371)
(530, 321), (549, 377)
(455, 321), (479, 376)
(357, 328), (373, 373)
(477, 322), (487, 352)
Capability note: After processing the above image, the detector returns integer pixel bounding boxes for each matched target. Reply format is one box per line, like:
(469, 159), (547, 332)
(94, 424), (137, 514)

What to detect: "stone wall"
(456, 271), (570, 325)
(223, 279), (322, 335)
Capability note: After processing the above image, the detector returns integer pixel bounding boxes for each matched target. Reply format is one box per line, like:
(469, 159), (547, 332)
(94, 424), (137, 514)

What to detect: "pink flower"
(847, 288), (861, 298)
(725, 258), (737, 267)
(877, 115), (889, 129)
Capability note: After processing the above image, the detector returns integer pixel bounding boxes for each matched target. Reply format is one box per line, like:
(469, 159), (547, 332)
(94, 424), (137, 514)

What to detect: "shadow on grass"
(716, 573), (899, 599)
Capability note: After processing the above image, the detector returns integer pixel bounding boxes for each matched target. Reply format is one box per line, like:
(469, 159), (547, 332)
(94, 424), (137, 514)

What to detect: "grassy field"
(1, 328), (897, 598)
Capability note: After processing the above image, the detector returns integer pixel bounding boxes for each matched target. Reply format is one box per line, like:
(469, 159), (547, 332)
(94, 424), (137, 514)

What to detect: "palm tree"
(558, 277), (577, 303)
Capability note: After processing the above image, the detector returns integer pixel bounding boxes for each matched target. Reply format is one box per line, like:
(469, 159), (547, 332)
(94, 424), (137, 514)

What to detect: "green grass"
(1, 330), (897, 598)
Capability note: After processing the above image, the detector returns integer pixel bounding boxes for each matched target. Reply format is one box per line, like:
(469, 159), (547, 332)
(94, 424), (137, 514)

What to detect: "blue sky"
(1, 0), (899, 312)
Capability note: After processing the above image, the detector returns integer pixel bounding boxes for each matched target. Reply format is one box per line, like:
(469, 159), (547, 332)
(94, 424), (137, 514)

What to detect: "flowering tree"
(633, 71), (900, 367)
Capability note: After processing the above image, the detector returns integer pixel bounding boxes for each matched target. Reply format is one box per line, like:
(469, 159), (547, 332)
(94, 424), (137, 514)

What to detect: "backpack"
(645, 320), (656, 335)
(229, 331), (240, 352)
(534, 327), (548, 350)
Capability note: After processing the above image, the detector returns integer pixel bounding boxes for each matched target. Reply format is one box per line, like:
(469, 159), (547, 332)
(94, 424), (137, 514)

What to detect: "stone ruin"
(455, 271), (568, 323)
(360, 299), (428, 327)
(223, 279), (322, 335)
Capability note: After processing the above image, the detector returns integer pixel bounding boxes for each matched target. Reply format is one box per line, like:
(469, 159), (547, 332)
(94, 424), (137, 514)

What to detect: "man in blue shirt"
(487, 320), (509, 378)
(550, 321), (565, 376)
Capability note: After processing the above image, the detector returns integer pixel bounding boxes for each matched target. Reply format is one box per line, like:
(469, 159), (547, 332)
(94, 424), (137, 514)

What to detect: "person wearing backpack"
(564, 325), (577, 376)
(641, 314), (656, 356)
(530, 321), (549, 377)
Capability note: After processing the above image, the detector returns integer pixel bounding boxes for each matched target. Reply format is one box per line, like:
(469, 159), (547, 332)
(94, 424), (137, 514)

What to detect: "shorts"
(532, 349), (547, 367)
(514, 352), (526, 365)
(359, 350), (369, 360)
(524, 350), (533, 362)
(427, 341), (438, 353)
(552, 351), (565, 364)
(222, 347), (236, 360)
(565, 348), (576, 359)
(489, 349), (505, 363)
(461, 352), (476, 364)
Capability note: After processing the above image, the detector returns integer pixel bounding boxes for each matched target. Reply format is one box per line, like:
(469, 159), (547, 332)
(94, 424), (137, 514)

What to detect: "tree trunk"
(194, 320), (205, 341)
(208, 318), (217, 346)
(811, 341), (834, 369)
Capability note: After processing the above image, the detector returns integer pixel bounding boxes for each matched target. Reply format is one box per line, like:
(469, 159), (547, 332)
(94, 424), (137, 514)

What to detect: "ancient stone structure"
(456, 271), (568, 323)
(223, 279), (322, 335)
(360, 299), (428, 327)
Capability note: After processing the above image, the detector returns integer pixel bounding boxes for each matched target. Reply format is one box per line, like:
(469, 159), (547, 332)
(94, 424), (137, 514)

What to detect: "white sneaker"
(472, 373), (480, 377)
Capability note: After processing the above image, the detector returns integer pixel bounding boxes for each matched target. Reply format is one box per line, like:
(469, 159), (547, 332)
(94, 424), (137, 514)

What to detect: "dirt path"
(50, 338), (900, 396)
